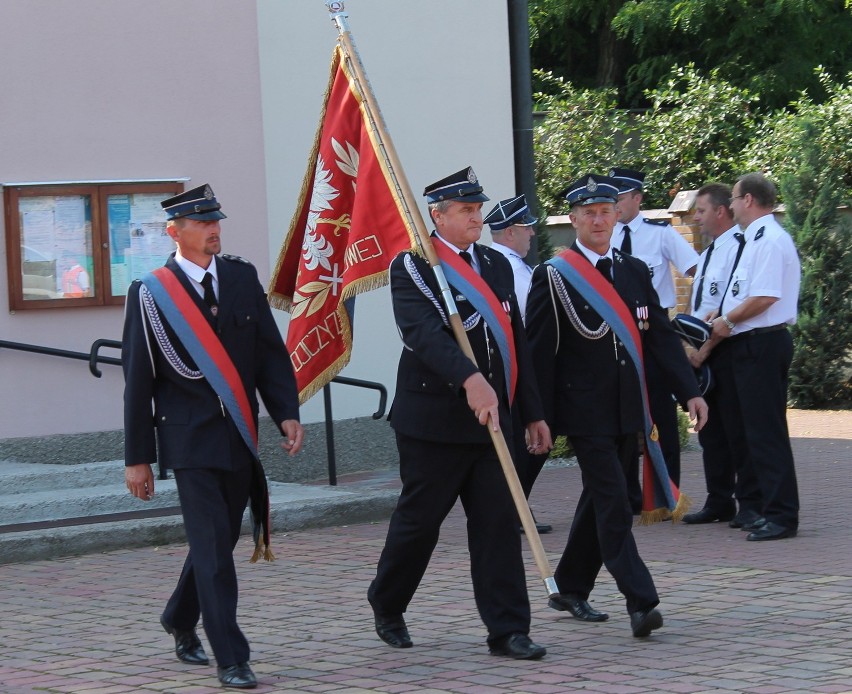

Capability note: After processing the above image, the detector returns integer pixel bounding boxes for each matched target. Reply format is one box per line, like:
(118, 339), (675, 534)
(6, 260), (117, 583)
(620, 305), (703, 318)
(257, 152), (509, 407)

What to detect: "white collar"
(575, 239), (612, 266)
(175, 250), (218, 285)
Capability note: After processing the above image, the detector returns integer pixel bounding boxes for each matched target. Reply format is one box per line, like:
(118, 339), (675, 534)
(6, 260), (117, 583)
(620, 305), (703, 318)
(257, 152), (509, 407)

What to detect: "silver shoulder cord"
(404, 254), (482, 332)
(548, 265), (610, 341)
(140, 284), (204, 380)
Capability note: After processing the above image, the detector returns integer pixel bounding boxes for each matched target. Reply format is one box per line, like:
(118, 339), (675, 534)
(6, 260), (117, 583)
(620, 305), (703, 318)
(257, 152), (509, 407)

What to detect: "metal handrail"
(0, 338), (388, 485)
(0, 338), (122, 377)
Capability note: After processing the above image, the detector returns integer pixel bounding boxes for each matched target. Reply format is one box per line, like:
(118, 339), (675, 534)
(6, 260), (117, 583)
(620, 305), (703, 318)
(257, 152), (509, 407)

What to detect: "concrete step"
(0, 459), (399, 565)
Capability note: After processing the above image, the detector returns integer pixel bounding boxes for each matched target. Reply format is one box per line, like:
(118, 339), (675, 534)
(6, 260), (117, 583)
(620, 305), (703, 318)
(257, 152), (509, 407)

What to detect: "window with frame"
(4, 181), (184, 310)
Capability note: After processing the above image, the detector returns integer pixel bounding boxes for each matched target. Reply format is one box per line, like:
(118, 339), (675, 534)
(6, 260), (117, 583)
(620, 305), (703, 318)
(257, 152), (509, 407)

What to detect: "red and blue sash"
(433, 242), (517, 404)
(546, 249), (681, 519)
(141, 267), (259, 460)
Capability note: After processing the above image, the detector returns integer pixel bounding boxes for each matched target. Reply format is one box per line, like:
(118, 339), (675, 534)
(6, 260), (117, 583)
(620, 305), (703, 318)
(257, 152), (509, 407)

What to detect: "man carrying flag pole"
(525, 173), (708, 638)
(368, 167), (553, 658)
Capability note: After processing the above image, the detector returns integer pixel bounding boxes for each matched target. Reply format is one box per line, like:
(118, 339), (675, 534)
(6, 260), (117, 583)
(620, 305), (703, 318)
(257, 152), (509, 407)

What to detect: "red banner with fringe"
(269, 45), (418, 403)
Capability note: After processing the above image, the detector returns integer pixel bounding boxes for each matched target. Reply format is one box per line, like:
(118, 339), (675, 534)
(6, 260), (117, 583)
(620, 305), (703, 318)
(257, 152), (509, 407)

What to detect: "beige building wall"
(0, 1), (515, 438)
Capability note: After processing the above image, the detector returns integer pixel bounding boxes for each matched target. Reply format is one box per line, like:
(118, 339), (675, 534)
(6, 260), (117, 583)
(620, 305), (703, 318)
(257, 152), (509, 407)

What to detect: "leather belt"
(727, 323), (788, 343)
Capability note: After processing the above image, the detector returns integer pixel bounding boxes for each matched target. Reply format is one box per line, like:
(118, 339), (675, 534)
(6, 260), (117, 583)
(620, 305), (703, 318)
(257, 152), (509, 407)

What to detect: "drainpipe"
(506, 0), (540, 262)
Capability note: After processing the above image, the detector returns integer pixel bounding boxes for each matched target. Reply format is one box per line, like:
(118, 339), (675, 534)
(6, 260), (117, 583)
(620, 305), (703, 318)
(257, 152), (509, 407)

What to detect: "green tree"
(532, 0), (852, 110)
(780, 124), (852, 407)
(744, 69), (852, 202)
(631, 65), (760, 208)
(533, 70), (630, 232)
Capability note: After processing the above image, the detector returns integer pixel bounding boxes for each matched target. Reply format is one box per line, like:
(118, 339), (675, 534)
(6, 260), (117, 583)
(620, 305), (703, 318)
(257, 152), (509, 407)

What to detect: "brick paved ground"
(1, 409), (850, 694)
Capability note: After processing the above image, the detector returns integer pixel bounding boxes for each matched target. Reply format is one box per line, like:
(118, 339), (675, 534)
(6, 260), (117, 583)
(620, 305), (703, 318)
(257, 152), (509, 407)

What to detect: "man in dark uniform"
(368, 167), (552, 659)
(122, 184), (304, 689)
(525, 173), (707, 637)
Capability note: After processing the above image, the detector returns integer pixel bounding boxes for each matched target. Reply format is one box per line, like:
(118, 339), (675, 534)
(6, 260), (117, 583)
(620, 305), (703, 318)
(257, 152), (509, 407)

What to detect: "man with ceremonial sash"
(525, 173), (707, 637)
(122, 184), (303, 690)
(368, 167), (552, 660)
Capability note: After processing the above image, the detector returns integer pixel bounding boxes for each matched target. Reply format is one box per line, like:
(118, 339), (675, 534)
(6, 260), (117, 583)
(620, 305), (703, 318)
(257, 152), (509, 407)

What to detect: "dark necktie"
(693, 241), (715, 312)
(718, 233), (745, 314)
(459, 250), (473, 266)
(595, 257), (613, 283)
(620, 225), (632, 255)
(201, 272), (218, 317)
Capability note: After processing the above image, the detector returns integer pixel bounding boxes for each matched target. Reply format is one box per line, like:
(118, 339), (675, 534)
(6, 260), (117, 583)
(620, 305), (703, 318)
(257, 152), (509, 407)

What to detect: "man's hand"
(125, 463), (155, 501)
(280, 419), (304, 456)
(687, 396), (709, 432)
(710, 315), (733, 340)
(525, 420), (553, 454)
(463, 372), (500, 431)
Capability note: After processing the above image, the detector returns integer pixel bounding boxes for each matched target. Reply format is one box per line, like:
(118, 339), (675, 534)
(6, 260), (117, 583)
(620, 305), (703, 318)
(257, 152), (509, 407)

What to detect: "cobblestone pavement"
(1, 410), (850, 694)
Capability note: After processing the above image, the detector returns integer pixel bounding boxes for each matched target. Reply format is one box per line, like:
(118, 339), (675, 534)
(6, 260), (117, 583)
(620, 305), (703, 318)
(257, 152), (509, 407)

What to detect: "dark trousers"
(696, 383), (737, 515)
(696, 348), (750, 515)
(163, 431), (254, 668)
(554, 434), (659, 614)
(645, 353), (681, 486)
(368, 433), (531, 643)
(714, 329), (799, 527)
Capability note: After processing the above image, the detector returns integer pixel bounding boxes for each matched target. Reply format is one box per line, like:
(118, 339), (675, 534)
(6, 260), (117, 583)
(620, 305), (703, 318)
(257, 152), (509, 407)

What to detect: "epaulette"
(221, 253), (253, 265)
(643, 217), (670, 227)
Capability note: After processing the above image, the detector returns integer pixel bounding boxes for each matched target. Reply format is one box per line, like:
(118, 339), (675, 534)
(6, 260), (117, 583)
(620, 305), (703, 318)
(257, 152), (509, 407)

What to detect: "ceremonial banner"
(269, 45), (418, 403)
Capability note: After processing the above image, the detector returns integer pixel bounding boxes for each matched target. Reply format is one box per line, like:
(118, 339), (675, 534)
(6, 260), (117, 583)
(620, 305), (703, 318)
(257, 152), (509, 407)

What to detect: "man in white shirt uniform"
(682, 183), (757, 526)
(692, 173), (801, 541)
(484, 194), (551, 534)
(609, 168), (699, 508)
(484, 194), (536, 320)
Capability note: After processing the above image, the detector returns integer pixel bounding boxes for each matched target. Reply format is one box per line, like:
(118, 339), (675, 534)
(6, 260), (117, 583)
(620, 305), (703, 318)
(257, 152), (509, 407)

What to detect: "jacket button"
(161, 415), (166, 421)
(620, 359), (626, 366)
(421, 382), (427, 388)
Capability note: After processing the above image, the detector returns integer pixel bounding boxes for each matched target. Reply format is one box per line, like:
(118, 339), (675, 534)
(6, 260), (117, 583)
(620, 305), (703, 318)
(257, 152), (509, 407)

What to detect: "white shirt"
(490, 241), (533, 320)
(174, 249), (218, 301)
(614, 214), (699, 308)
(689, 225), (741, 319)
(723, 213), (800, 334)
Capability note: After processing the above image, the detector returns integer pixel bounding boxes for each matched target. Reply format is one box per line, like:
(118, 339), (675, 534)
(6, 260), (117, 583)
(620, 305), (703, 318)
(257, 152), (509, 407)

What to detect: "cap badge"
(203, 186), (214, 200)
(586, 177), (598, 192)
(466, 167), (476, 184)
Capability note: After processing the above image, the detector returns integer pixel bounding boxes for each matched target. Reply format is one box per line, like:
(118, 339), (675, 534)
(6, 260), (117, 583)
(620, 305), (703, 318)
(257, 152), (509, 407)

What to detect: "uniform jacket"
(525, 243), (699, 437)
(388, 241), (544, 444)
(122, 254), (299, 470)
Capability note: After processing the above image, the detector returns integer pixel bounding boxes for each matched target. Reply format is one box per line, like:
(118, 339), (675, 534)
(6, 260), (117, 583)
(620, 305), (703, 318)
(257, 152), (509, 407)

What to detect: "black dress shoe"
(630, 608), (663, 637)
(160, 616), (209, 665)
(374, 614), (412, 648)
(729, 509), (762, 529)
(747, 521), (797, 541)
(741, 516), (767, 531)
(489, 633), (546, 660)
(548, 593), (609, 622)
(217, 662), (257, 689)
(683, 507), (735, 524)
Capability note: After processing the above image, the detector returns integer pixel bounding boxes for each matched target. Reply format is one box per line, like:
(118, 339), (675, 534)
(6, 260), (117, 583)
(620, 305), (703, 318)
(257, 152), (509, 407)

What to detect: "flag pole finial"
(325, 1), (347, 22)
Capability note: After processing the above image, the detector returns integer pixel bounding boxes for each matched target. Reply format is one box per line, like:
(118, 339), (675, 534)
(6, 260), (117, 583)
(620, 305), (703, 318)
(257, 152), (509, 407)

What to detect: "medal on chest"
(636, 305), (649, 331)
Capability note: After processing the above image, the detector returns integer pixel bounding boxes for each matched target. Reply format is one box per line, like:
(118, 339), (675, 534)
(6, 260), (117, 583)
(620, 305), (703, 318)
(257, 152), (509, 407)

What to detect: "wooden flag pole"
(324, 1), (558, 598)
